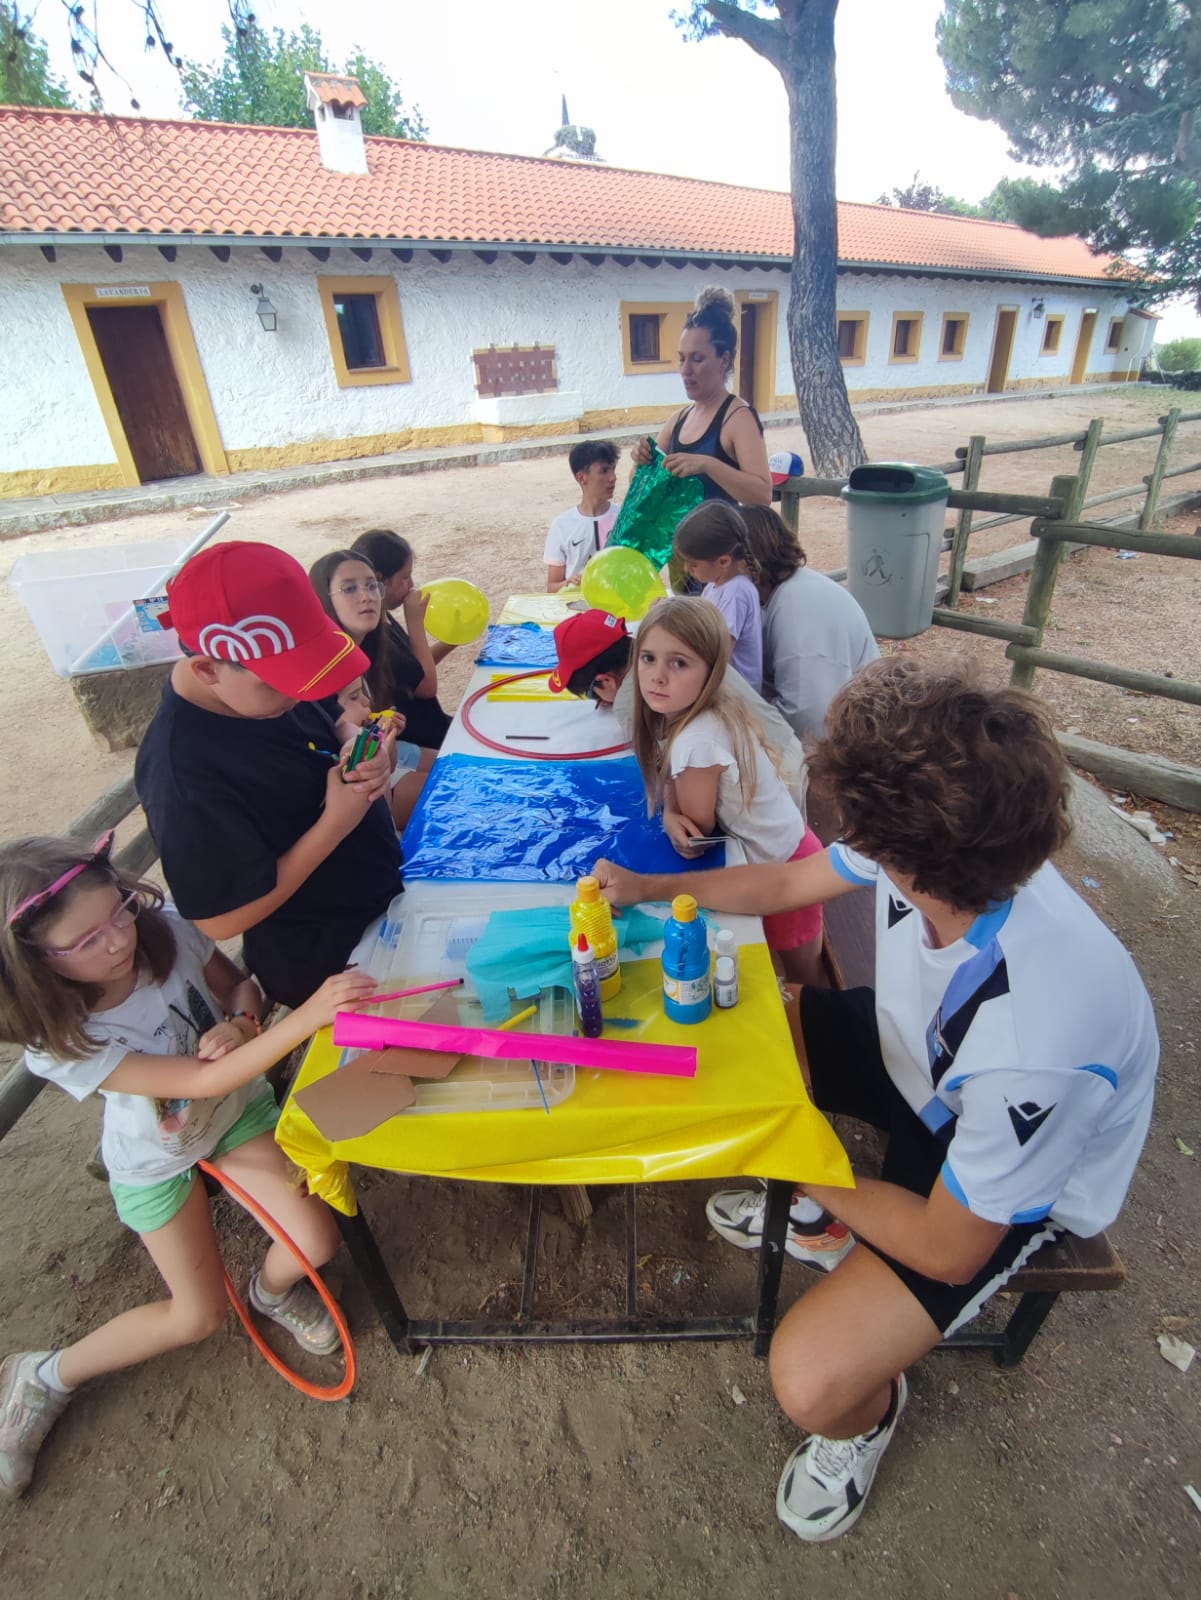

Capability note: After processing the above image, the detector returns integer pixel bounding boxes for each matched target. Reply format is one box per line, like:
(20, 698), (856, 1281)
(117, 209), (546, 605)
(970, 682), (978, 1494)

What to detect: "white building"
(0, 77), (1157, 500)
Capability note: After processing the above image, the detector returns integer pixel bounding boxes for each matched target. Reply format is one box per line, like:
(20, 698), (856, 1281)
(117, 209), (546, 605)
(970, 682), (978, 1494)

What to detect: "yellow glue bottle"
(569, 875), (621, 1000)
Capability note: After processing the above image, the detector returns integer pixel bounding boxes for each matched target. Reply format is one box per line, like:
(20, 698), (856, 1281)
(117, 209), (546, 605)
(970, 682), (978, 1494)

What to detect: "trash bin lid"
(841, 462), (950, 505)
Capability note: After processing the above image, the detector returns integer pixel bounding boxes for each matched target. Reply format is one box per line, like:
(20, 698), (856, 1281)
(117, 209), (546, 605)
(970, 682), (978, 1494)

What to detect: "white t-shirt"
(702, 575), (763, 693)
(762, 566), (880, 744)
(25, 908), (268, 1187)
(668, 708), (804, 865)
(543, 503), (620, 583)
(828, 844), (1159, 1235)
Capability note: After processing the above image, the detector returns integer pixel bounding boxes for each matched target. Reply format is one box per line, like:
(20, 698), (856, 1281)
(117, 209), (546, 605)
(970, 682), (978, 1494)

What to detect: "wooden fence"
(779, 406), (1201, 811)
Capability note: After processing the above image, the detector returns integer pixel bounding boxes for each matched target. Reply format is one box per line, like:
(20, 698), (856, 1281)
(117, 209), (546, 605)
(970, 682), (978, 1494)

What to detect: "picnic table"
(275, 595), (852, 1355)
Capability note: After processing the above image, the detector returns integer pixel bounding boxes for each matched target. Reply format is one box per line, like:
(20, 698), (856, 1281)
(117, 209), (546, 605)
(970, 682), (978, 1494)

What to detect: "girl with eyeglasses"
(0, 831), (376, 1501)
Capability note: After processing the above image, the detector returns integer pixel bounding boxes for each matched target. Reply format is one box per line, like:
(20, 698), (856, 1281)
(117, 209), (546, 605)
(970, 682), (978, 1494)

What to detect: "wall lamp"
(1031, 298), (1046, 319)
(249, 283), (278, 332)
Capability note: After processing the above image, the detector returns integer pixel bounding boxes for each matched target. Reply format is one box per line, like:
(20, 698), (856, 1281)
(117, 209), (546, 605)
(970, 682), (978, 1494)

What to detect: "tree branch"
(701, 2), (786, 68)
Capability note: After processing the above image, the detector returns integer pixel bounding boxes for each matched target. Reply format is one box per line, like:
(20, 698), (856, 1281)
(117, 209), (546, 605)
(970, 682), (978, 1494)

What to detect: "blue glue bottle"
(572, 933), (604, 1039)
(662, 894), (711, 1024)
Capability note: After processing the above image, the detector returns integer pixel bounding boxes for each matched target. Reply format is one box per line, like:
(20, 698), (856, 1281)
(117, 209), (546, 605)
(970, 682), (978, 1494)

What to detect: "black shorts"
(801, 986), (1061, 1336)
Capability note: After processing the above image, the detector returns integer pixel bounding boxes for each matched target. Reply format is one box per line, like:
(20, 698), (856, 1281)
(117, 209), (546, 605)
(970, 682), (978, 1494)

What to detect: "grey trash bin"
(841, 463), (950, 639)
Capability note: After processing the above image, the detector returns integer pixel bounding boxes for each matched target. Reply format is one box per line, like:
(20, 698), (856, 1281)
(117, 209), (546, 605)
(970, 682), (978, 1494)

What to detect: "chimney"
(304, 72), (369, 175)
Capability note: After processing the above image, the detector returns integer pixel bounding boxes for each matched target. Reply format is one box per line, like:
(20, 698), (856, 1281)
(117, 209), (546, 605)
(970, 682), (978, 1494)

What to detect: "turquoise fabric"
(465, 904), (663, 1022)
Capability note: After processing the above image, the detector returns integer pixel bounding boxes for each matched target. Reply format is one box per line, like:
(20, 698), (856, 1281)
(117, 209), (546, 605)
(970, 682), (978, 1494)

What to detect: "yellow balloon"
(421, 578), (490, 645)
(580, 546), (666, 621)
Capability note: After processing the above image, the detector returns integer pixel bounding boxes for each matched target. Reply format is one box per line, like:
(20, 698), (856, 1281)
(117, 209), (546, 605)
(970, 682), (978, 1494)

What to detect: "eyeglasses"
(42, 891), (141, 961)
(335, 580), (383, 599)
(7, 830), (115, 929)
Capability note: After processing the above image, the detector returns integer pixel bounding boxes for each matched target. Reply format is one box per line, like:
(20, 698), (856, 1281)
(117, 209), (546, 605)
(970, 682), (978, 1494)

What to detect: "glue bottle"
(714, 929), (739, 1010)
(572, 934), (604, 1039)
(569, 876), (621, 1000)
(661, 894), (711, 1025)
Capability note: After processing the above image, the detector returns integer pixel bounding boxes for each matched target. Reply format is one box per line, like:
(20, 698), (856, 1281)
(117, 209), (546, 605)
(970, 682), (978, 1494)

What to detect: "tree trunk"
(782, 2), (866, 475)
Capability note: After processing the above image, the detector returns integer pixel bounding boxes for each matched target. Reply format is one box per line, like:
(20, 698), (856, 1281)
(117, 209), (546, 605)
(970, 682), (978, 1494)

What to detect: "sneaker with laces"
(0, 1351), (73, 1501)
(248, 1273), (340, 1357)
(705, 1187), (856, 1271)
(776, 1374), (908, 1542)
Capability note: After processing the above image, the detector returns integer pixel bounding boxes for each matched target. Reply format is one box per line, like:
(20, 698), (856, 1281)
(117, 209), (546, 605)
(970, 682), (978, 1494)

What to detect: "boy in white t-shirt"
(594, 659), (1158, 1544)
(544, 441), (621, 592)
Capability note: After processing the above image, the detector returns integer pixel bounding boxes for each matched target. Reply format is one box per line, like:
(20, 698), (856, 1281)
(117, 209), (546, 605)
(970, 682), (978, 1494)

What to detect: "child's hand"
(592, 857), (643, 907)
(197, 1020), (251, 1061)
(402, 588), (431, 629)
(664, 809), (706, 856)
(297, 970), (379, 1031)
(323, 758), (387, 837)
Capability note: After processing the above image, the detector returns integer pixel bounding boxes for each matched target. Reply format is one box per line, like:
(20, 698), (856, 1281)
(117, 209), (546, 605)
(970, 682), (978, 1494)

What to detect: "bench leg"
(996, 1290), (1059, 1368)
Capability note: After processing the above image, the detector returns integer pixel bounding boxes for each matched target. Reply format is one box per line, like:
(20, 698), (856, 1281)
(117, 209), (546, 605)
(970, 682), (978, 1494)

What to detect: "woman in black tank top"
(630, 287), (772, 508)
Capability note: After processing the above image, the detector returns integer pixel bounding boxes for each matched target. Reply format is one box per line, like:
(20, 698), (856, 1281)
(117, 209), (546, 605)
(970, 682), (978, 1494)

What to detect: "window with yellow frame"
(889, 311), (923, 363)
(1105, 317), (1124, 353)
(620, 302), (689, 375)
(1041, 315), (1065, 356)
(939, 312), (969, 360)
(835, 312), (869, 365)
(317, 276), (411, 388)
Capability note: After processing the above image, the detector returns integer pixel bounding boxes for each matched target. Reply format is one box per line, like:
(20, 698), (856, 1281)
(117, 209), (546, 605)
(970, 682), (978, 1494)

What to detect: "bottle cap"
(715, 929), (736, 958)
(576, 876), (600, 902)
(671, 894), (698, 922)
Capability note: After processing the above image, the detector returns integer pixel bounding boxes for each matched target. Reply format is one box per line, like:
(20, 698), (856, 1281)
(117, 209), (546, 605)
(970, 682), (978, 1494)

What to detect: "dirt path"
(1, 390), (1199, 1599)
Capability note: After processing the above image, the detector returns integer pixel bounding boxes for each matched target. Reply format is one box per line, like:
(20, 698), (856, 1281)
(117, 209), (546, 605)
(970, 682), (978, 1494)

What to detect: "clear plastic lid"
(715, 928), (736, 958)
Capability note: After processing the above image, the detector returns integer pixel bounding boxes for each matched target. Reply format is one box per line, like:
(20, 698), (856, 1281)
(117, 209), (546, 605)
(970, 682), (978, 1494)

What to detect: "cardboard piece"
(357, 1045), (464, 1081)
(295, 1059), (417, 1140)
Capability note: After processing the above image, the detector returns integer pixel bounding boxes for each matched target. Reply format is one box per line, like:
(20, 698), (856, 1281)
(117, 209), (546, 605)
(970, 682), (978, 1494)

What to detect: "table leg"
(753, 1179), (791, 1358)
(335, 1203), (413, 1356)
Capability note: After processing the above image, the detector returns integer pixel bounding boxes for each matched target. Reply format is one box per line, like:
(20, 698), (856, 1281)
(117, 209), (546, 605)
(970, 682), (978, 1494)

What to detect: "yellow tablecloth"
(277, 944), (853, 1214)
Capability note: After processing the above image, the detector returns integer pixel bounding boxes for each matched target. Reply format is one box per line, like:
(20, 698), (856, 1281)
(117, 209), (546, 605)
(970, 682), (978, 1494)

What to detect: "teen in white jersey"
(594, 659), (1157, 1544)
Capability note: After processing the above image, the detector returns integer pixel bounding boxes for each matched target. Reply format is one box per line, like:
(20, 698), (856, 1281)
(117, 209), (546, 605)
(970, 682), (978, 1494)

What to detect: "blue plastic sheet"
(607, 811), (727, 876)
(475, 623), (559, 669)
(402, 755), (649, 882)
(465, 904), (664, 1021)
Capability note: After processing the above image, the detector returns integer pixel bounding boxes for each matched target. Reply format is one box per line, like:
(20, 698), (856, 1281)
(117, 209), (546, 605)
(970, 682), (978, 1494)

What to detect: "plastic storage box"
(10, 537), (191, 677)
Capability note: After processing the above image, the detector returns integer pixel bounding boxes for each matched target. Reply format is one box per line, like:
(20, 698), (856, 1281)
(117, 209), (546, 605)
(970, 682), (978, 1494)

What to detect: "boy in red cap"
(135, 542), (402, 1008)
(548, 609), (632, 704)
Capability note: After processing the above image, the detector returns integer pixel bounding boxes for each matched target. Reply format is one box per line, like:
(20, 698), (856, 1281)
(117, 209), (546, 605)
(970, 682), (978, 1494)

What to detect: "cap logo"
(198, 615), (296, 661)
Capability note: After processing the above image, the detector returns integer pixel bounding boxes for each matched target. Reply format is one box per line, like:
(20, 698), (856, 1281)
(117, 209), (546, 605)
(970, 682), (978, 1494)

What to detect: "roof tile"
(0, 106), (1121, 282)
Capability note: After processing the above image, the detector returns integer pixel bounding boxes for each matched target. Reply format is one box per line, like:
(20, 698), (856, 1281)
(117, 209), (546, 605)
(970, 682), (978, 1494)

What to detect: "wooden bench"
(810, 795), (1125, 1367)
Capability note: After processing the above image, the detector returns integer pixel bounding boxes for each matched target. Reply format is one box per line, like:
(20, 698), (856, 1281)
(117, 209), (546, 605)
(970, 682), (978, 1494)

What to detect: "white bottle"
(714, 954), (739, 1009)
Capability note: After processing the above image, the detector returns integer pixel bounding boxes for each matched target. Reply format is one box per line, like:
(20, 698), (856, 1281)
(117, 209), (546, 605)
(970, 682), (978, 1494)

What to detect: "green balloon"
(580, 546), (666, 621)
(422, 578), (490, 645)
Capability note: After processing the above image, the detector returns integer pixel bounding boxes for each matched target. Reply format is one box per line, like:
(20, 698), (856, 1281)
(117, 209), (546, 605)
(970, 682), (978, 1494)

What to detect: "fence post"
(1140, 407), (1181, 531)
(946, 433), (985, 607)
(1009, 467), (1086, 691)
(779, 479), (801, 534)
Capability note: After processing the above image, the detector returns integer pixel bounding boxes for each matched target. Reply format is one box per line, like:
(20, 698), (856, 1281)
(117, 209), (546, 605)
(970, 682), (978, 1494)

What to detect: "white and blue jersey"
(828, 844), (1158, 1236)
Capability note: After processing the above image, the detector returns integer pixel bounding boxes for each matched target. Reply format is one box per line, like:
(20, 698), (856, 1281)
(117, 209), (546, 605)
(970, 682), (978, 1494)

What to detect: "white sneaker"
(705, 1187), (856, 1271)
(248, 1272), (340, 1357)
(776, 1375), (909, 1542)
(0, 1351), (72, 1501)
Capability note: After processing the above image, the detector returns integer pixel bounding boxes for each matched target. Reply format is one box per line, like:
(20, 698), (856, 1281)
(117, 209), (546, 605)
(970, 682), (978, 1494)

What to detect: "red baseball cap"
(162, 541), (368, 700)
(549, 610), (629, 693)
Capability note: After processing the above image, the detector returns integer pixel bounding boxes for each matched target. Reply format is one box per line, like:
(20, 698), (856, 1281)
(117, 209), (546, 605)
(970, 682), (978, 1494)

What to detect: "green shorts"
(109, 1091), (280, 1235)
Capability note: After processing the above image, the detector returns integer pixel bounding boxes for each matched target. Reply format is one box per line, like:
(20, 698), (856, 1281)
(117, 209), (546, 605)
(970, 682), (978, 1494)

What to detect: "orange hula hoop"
(198, 1158), (356, 1403)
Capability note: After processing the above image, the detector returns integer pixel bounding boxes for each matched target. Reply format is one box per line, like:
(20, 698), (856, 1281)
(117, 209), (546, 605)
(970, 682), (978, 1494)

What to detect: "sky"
(36, 0), (1199, 340)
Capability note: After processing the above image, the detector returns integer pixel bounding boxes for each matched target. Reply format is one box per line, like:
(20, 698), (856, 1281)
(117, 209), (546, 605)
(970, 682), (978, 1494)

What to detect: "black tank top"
(669, 393), (757, 504)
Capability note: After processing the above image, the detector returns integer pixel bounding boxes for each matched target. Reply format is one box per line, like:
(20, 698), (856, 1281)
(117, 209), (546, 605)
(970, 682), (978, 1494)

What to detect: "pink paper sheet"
(332, 1012), (697, 1079)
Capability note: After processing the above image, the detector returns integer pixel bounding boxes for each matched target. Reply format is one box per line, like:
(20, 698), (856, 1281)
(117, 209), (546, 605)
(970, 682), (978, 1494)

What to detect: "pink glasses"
(41, 890), (141, 961)
(6, 830), (116, 930)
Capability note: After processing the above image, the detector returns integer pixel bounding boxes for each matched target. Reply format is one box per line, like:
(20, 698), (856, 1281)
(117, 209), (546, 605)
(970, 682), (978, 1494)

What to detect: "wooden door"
(986, 308), (1017, 393)
(739, 303), (757, 403)
(1071, 311), (1097, 385)
(86, 305), (202, 482)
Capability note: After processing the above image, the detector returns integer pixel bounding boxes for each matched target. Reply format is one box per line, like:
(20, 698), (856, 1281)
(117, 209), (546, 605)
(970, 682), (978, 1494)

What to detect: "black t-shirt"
(135, 683), (402, 1008)
(368, 616), (452, 749)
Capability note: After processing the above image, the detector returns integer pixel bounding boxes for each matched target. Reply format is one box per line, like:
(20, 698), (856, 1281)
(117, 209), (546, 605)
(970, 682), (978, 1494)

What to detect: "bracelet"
(229, 1010), (263, 1037)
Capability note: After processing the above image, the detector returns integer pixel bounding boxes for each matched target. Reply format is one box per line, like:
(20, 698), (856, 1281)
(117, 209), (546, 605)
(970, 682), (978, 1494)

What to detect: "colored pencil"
(497, 1004), (538, 1032)
(505, 734), (550, 740)
(349, 977), (464, 1007)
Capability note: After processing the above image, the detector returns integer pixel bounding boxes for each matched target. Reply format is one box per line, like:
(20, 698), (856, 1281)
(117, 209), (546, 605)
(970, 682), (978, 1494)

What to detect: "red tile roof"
(304, 73), (368, 110)
(0, 106), (1122, 284)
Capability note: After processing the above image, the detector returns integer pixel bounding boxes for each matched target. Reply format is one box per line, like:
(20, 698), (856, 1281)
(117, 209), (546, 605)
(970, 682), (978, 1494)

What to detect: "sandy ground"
(0, 389), (1199, 1598)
